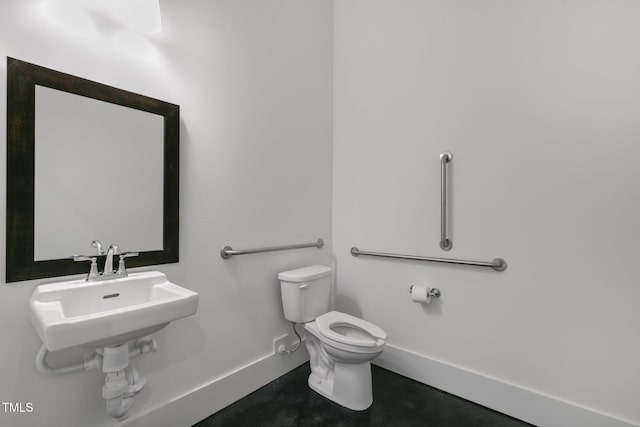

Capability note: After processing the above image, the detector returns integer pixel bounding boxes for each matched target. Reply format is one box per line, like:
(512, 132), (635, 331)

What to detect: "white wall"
(0, 1), (332, 426)
(333, 1), (640, 426)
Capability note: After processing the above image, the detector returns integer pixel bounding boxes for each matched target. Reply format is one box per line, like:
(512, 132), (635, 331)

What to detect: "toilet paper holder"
(409, 285), (441, 299)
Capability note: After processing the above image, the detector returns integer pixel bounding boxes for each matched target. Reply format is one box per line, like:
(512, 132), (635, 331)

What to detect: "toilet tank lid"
(278, 265), (332, 282)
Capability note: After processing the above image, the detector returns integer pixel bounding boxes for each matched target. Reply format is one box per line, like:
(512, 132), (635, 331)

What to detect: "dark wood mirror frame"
(6, 57), (179, 282)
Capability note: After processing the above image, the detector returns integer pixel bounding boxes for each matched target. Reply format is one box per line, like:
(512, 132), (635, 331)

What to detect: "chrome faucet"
(73, 241), (138, 281)
(103, 244), (120, 276)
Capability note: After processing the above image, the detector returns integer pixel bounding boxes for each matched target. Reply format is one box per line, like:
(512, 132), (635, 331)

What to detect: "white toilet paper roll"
(410, 284), (431, 304)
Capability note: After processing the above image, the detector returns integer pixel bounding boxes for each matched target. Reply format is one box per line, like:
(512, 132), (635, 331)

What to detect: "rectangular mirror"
(6, 58), (179, 282)
(34, 86), (164, 260)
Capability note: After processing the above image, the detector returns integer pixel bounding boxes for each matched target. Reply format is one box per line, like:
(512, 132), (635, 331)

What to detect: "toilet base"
(308, 361), (373, 411)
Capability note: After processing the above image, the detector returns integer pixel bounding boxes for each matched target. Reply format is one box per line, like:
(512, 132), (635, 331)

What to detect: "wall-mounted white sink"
(29, 271), (199, 351)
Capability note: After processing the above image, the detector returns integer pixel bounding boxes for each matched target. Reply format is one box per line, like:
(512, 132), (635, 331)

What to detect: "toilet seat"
(315, 311), (387, 348)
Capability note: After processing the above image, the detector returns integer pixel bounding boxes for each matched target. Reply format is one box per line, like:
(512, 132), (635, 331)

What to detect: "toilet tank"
(278, 265), (332, 323)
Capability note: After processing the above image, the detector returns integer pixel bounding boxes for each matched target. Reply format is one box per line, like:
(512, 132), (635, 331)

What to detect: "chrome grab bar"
(221, 239), (324, 259)
(440, 151), (453, 251)
(350, 247), (507, 271)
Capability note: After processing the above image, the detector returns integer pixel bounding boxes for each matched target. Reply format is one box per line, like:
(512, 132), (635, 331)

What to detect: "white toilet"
(278, 265), (387, 411)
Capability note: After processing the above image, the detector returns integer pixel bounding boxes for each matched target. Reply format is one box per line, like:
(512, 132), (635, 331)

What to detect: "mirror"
(34, 86), (164, 260)
(6, 58), (179, 282)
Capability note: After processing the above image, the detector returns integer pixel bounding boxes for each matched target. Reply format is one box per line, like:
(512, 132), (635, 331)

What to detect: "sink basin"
(29, 271), (199, 351)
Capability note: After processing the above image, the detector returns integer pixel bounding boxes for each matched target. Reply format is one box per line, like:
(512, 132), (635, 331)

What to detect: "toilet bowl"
(278, 265), (387, 411)
(304, 311), (386, 410)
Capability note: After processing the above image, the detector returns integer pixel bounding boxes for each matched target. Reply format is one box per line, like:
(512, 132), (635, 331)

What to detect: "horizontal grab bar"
(350, 247), (507, 271)
(221, 239), (324, 259)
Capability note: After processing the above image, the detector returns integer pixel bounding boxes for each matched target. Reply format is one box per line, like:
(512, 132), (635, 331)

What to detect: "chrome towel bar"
(221, 239), (324, 259)
(350, 247), (507, 271)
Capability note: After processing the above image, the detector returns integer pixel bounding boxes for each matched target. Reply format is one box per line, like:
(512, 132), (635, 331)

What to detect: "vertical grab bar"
(439, 151), (453, 251)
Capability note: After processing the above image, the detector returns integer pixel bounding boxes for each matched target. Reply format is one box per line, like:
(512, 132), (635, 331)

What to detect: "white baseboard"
(124, 338), (309, 427)
(374, 343), (639, 427)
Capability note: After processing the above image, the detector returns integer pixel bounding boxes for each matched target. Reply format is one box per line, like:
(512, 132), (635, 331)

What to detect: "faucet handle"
(120, 252), (139, 259)
(73, 255), (96, 262)
(73, 255), (100, 281)
(116, 252), (139, 276)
